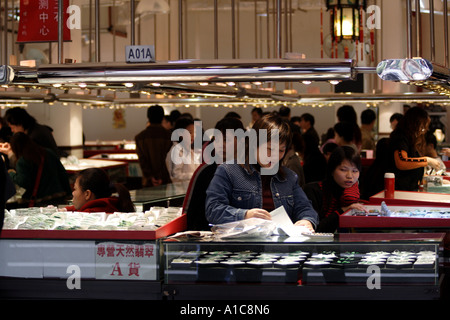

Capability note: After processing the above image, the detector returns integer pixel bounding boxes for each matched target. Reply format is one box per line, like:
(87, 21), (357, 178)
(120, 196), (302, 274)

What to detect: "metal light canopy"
(326, 0), (366, 42)
(376, 58), (450, 95)
(33, 59), (357, 85)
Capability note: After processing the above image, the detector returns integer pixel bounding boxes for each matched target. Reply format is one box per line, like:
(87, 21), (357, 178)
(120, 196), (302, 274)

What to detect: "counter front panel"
(163, 233), (444, 287)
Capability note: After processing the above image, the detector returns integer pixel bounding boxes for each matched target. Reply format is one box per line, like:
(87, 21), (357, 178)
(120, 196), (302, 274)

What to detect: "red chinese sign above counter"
(17, 0), (71, 42)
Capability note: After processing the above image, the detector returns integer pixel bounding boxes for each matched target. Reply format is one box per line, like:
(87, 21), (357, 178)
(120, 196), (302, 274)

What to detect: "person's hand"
(294, 219), (314, 232)
(151, 177), (163, 186)
(341, 202), (368, 214)
(426, 157), (442, 171)
(245, 208), (271, 220)
(442, 148), (450, 157)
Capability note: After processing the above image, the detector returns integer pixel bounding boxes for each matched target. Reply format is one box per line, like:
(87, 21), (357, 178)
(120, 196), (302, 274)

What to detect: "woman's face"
(213, 131), (239, 162)
(8, 123), (25, 134)
(333, 159), (360, 189)
(72, 177), (90, 210)
(257, 141), (287, 170)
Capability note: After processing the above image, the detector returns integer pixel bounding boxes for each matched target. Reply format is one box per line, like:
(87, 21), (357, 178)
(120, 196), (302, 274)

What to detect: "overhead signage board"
(17, 0), (71, 43)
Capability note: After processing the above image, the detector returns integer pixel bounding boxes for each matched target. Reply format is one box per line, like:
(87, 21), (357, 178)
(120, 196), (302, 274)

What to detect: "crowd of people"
(0, 107), (135, 216)
(0, 104), (445, 235)
(136, 104), (443, 233)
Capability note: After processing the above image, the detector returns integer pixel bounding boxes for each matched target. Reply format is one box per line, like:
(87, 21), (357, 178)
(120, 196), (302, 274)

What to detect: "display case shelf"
(163, 233), (444, 288)
(340, 204), (450, 229)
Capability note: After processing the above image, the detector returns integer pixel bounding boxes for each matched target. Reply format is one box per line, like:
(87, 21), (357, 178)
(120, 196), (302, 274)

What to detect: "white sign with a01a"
(126, 45), (155, 63)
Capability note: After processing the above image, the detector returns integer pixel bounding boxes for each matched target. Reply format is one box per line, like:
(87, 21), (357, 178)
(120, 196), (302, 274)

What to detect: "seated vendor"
(205, 113), (318, 232)
(66, 168), (135, 213)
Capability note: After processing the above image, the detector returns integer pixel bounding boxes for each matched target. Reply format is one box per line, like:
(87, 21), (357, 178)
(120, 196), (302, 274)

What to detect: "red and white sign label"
(17, 0), (71, 43)
(95, 242), (158, 280)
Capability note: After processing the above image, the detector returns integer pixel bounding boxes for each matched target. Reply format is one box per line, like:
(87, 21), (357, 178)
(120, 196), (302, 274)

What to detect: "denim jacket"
(205, 163), (319, 228)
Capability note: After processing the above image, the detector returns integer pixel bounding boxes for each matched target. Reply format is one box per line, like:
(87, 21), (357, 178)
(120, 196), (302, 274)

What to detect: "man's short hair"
(251, 107), (263, 115)
(361, 109), (376, 125)
(300, 113), (315, 126)
(390, 113), (403, 123)
(279, 106), (291, 117)
(147, 105), (165, 124)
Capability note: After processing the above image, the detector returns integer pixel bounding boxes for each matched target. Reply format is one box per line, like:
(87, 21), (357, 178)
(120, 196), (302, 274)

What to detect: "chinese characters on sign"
(95, 242), (157, 280)
(18, 0), (71, 42)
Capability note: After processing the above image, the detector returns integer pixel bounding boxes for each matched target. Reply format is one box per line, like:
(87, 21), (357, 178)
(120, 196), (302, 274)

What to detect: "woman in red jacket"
(304, 146), (367, 232)
(66, 168), (135, 213)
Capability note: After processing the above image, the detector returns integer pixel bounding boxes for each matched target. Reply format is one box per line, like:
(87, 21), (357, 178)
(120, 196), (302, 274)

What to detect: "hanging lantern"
(326, 0), (366, 43)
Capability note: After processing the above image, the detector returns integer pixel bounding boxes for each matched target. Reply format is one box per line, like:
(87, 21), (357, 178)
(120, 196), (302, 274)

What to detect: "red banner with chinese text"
(17, 0), (71, 43)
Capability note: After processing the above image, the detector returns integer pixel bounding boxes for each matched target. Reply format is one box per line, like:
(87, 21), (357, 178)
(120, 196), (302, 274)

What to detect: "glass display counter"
(369, 190), (450, 207)
(130, 181), (189, 210)
(0, 206), (186, 299)
(340, 204), (450, 229)
(161, 233), (445, 300)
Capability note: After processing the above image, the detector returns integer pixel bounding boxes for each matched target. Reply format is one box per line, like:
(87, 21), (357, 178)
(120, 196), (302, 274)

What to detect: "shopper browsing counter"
(66, 168), (135, 213)
(205, 113), (318, 232)
(388, 107), (441, 191)
(6, 132), (71, 207)
(304, 146), (367, 233)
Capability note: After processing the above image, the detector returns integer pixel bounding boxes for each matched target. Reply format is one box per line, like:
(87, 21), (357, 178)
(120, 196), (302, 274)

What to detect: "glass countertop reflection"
(163, 232), (445, 244)
(130, 181), (190, 204)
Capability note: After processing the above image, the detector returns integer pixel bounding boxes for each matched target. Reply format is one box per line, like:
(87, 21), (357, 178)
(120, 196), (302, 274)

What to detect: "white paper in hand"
(270, 206), (311, 237)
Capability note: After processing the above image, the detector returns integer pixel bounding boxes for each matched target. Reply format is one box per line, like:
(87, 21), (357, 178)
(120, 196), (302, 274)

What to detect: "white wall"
(17, 1), (421, 147)
(81, 102), (383, 143)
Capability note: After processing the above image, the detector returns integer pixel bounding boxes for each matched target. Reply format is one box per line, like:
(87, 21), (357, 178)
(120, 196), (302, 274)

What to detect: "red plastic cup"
(384, 172), (395, 198)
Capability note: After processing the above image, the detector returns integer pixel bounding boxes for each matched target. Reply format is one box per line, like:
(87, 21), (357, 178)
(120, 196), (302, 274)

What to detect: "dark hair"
(322, 142), (338, 155)
(323, 146), (361, 208)
(392, 106), (429, 155)
(252, 113), (292, 150)
(337, 105), (357, 123)
(334, 121), (355, 143)
(76, 168), (135, 212)
(174, 116), (194, 130)
(173, 117), (195, 144)
(245, 113), (292, 176)
(303, 131), (319, 154)
(180, 112), (193, 120)
(215, 117), (244, 132)
(322, 128), (335, 145)
(224, 111), (241, 119)
(147, 105), (164, 124)
(251, 107), (263, 115)
(10, 132), (45, 165)
(278, 106), (291, 117)
(390, 113), (403, 123)
(300, 113), (315, 126)
(5, 107), (37, 130)
(169, 110), (181, 123)
(361, 109), (376, 125)
(291, 131), (304, 154)
(290, 116), (301, 123)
